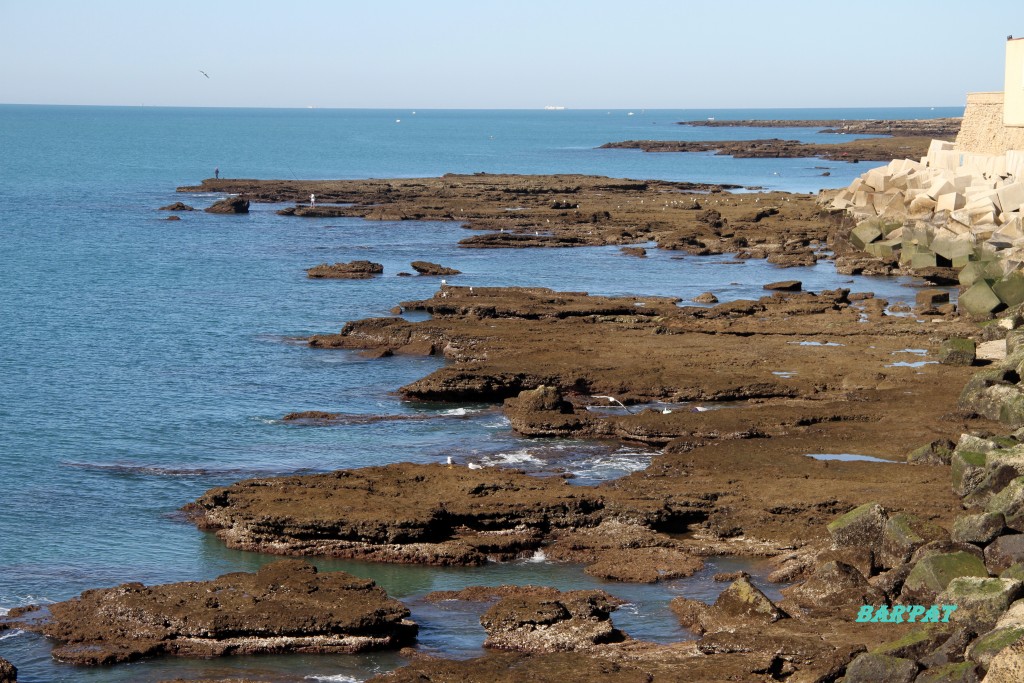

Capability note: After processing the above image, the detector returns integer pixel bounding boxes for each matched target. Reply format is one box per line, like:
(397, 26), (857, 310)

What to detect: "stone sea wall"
(958, 93), (1024, 156)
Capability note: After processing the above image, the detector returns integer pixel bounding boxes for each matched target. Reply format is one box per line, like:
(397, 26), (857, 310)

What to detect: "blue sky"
(1, 0), (1020, 108)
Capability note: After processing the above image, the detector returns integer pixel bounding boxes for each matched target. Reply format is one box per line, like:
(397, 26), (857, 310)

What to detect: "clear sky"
(1, 0), (1021, 109)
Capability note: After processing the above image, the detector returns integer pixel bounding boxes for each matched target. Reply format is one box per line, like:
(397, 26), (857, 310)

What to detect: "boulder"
(780, 561), (884, 612)
(917, 289), (951, 309)
(843, 652), (918, 683)
(952, 451), (989, 498)
(583, 547), (703, 583)
(938, 577), (1023, 632)
(158, 201), (195, 211)
(31, 560), (416, 665)
(901, 552), (989, 603)
(988, 478), (1024, 531)
(913, 661), (980, 683)
(692, 292), (719, 303)
(1002, 564), (1024, 581)
(966, 626), (1024, 674)
(620, 246), (646, 258)
(951, 513), (1005, 545)
(986, 535), (1024, 574)
(939, 338), (977, 366)
(962, 465), (1022, 509)
(959, 280), (1004, 319)
(0, 657), (14, 683)
(306, 261), (385, 279)
(984, 631), (1024, 682)
(411, 261), (461, 276)
(880, 513), (948, 568)
(909, 439), (956, 466)
(204, 196), (249, 214)
(480, 589), (626, 653)
(827, 501), (887, 549)
(671, 576), (785, 634)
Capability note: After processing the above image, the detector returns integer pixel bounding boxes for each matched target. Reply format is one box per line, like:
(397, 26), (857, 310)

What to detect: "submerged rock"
(27, 560), (415, 665)
(480, 589), (627, 652)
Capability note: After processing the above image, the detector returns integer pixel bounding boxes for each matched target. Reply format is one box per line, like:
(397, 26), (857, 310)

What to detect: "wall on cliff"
(956, 92), (1024, 155)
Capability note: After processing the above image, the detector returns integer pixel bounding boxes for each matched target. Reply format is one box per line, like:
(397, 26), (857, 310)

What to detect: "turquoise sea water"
(0, 105), (961, 682)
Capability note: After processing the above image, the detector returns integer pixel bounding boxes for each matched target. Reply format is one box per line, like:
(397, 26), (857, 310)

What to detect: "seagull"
(468, 462), (483, 470)
(662, 408), (673, 414)
(441, 279), (447, 285)
(446, 456), (453, 468)
(199, 70), (210, 79)
(593, 395), (633, 414)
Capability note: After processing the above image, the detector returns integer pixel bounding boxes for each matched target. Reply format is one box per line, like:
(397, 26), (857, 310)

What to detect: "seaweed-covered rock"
(908, 439), (956, 466)
(670, 576), (785, 634)
(988, 477), (1024, 531)
(1003, 563), (1024, 581)
(480, 589), (626, 653)
(967, 626), (1024, 674)
(913, 661), (980, 683)
(901, 552), (989, 603)
(983, 631), (1024, 682)
(30, 560), (416, 665)
(951, 512), (1005, 545)
(879, 513), (947, 568)
(952, 451), (989, 498)
(204, 196), (249, 214)
(827, 502), (887, 549)
(985, 534), (1024, 574)
(939, 338), (977, 366)
(843, 652), (918, 683)
(0, 657), (15, 683)
(938, 577), (1023, 632)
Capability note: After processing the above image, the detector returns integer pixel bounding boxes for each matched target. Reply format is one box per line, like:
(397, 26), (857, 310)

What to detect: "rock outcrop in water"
(306, 260), (384, 279)
(480, 588), (627, 652)
(411, 260), (461, 275)
(0, 657), (15, 683)
(204, 196), (249, 214)
(8, 560), (415, 665)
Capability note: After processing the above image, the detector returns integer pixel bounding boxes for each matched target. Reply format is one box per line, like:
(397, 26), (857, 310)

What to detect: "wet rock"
(985, 534), (1024, 574)
(988, 477), (1024, 531)
(281, 410), (342, 422)
(502, 386), (587, 438)
(480, 589), (626, 653)
(583, 547), (703, 583)
(670, 576), (785, 635)
(843, 652), (918, 683)
(691, 291), (718, 303)
(31, 560), (416, 665)
(984, 632), (1024, 682)
(920, 627), (980, 669)
(619, 246), (646, 258)
(938, 577), (1023, 632)
(764, 280), (802, 291)
(908, 439), (956, 466)
(901, 552), (989, 603)
(870, 563), (914, 600)
(158, 202), (195, 211)
(871, 624), (951, 660)
(940, 338), (978, 366)
(827, 501), (887, 549)
(165, 214), (181, 221)
(0, 657), (15, 683)
(205, 196), (249, 214)
(780, 561), (884, 612)
(917, 289), (951, 309)
(951, 512), (1005, 545)
(411, 261), (461, 276)
(879, 513), (948, 569)
(966, 626), (1024, 674)
(306, 260), (384, 279)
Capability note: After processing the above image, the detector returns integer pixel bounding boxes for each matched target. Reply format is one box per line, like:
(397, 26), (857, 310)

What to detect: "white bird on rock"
(468, 462), (483, 470)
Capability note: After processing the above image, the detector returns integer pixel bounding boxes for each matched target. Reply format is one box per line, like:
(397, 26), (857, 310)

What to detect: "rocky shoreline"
(678, 118), (963, 138)
(11, 163), (1024, 680)
(599, 136), (938, 163)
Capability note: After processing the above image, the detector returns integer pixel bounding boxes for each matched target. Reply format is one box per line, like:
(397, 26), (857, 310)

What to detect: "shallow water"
(0, 105), (960, 681)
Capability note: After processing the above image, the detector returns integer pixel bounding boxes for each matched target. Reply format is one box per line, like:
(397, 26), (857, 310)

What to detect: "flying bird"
(199, 70), (210, 79)
(593, 395), (633, 414)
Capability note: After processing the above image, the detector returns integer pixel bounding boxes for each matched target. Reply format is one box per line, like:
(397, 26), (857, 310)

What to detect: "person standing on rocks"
(214, 167), (219, 179)
(310, 193), (316, 207)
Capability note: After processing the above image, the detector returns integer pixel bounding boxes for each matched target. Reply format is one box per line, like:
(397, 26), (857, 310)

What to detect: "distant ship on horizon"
(543, 105), (566, 110)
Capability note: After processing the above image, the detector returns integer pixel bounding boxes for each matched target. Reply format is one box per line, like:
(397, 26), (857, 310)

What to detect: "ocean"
(0, 104), (962, 682)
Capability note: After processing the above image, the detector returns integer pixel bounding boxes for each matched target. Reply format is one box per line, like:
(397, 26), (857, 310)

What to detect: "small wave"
(525, 549), (547, 563)
(280, 409), (490, 426)
(886, 361), (938, 368)
(0, 629), (25, 641)
(787, 340), (843, 347)
(479, 450), (545, 467)
(61, 462), (315, 478)
(304, 675), (363, 683)
(894, 348), (928, 356)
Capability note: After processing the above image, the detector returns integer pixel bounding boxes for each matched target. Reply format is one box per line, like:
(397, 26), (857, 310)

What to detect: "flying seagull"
(199, 70), (210, 79)
(592, 395), (633, 414)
